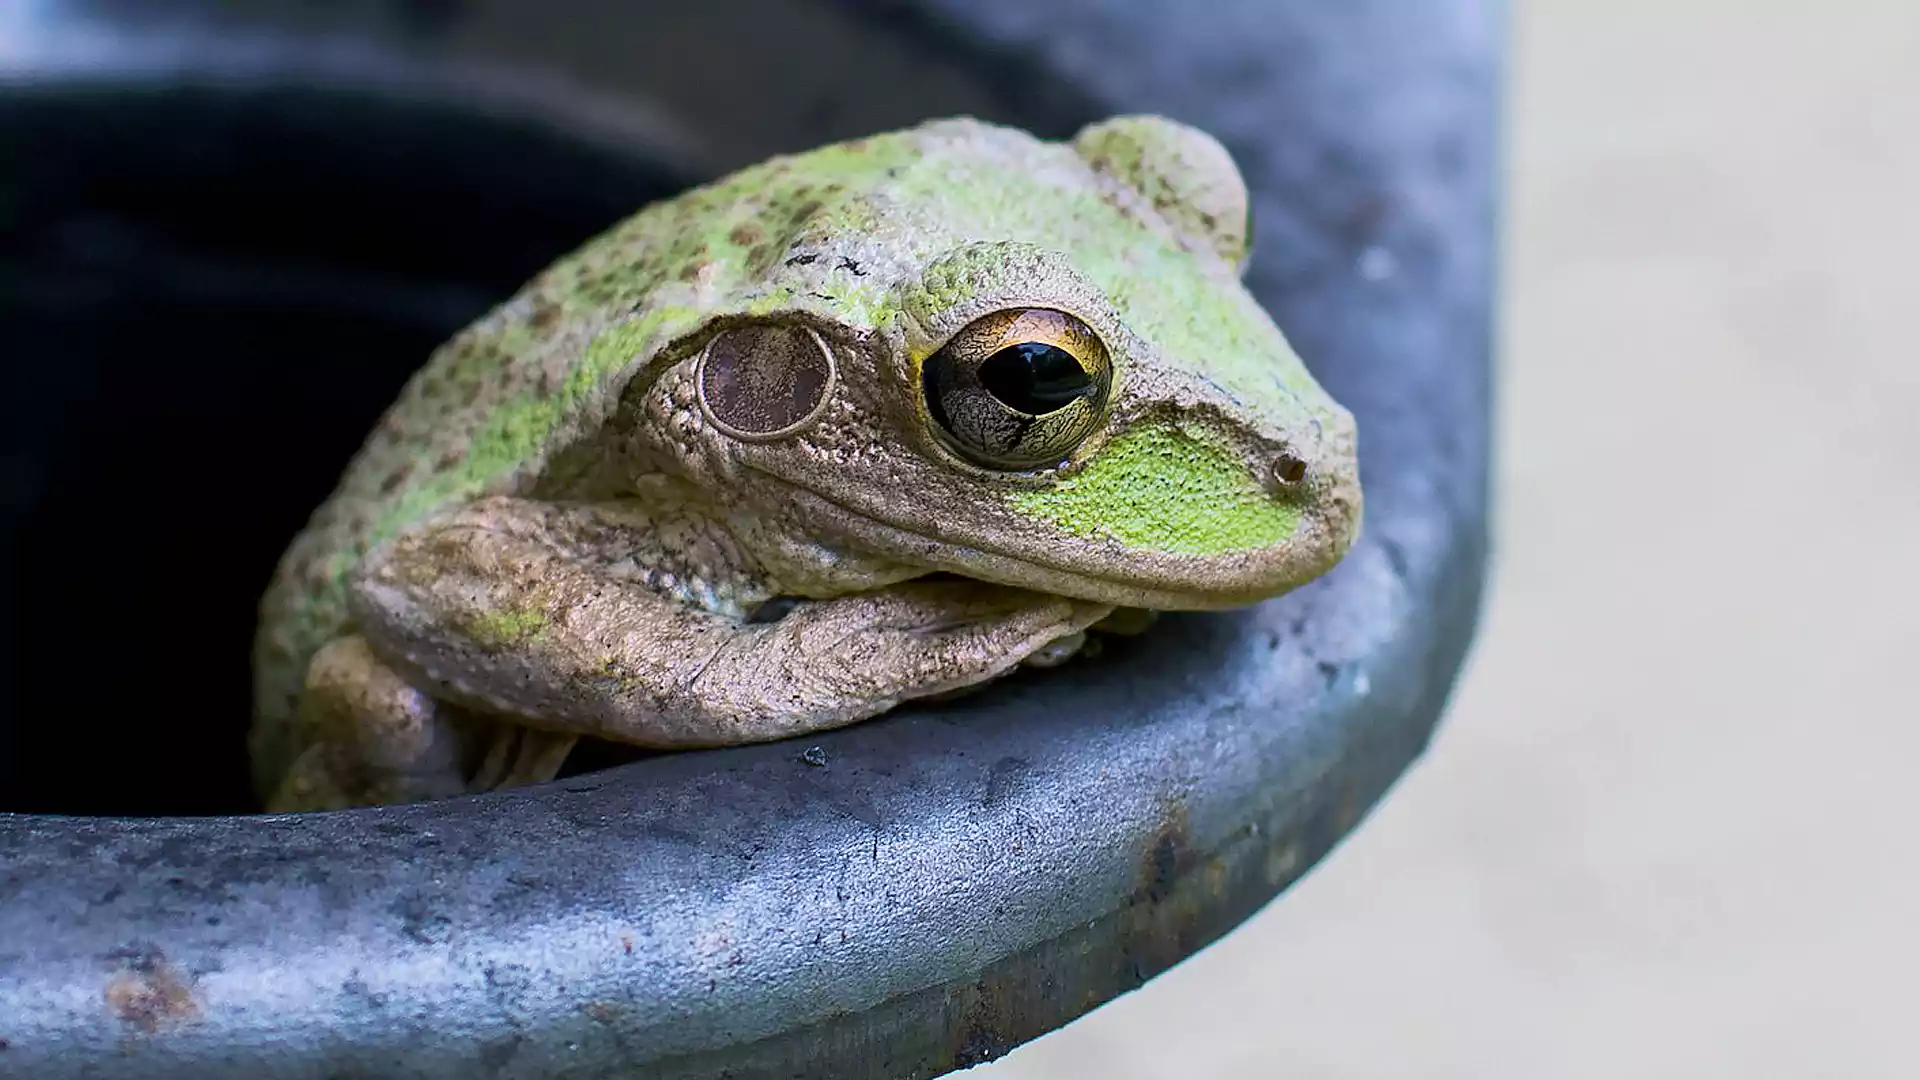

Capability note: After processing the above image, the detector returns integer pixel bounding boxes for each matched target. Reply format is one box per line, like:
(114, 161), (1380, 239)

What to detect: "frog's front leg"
(349, 496), (1114, 754)
(266, 634), (575, 812)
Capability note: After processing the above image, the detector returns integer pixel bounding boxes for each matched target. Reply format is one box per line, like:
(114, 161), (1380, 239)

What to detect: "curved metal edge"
(0, 0), (710, 173)
(0, 0), (1503, 1077)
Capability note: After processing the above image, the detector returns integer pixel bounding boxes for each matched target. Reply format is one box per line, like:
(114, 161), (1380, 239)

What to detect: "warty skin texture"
(251, 115), (1361, 806)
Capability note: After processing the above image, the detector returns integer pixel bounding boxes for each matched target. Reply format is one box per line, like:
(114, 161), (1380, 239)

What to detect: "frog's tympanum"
(252, 116), (1362, 812)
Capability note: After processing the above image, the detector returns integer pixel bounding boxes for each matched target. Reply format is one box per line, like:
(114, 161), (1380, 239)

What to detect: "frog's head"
(650, 116), (1360, 611)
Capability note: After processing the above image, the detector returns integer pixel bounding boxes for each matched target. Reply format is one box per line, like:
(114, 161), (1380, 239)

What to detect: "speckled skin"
(251, 116), (1362, 808)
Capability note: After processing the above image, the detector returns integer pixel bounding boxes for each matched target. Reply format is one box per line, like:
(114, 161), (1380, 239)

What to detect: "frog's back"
(249, 126), (938, 786)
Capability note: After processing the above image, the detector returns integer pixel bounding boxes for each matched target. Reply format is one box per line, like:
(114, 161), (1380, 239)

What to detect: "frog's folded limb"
(266, 635), (471, 811)
(266, 633), (582, 812)
(343, 496), (1115, 754)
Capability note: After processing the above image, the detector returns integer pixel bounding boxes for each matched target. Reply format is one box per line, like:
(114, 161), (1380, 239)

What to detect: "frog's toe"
(265, 743), (368, 813)
(1020, 631), (1088, 669)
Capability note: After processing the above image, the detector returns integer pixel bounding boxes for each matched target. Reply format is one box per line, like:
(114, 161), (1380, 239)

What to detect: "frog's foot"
(1058, 606), (1164, 664)
(468, 723), (578, 793)
(349, 496), (1118, 750)
(1016, 609), (1157, 669)
(266, 634), (576, 812)
(1020, 631), (1088, 669)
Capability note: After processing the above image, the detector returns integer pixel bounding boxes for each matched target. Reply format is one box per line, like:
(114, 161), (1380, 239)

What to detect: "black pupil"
(978, 342), (1092, 415)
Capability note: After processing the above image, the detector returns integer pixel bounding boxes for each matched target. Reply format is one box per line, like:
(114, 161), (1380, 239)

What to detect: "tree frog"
(252, 115), (1362, 812)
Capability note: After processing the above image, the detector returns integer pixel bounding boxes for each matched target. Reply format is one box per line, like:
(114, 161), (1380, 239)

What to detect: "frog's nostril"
(1268, 453), (1310, 490)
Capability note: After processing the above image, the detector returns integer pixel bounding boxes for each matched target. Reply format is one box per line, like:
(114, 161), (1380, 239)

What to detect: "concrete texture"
(980, 4), (1920, 1077)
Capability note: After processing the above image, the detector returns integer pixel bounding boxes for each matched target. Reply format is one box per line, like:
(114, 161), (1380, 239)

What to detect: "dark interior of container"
(0, 85), (689, 815)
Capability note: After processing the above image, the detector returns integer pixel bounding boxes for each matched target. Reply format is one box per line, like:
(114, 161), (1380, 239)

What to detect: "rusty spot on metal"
(1103, 792), (1212, 996)
(918, 785), (1364, 1077)
(945, 967), (1039, 1070)
(1139, 796), (1193, 904)
(1203, 856), (1228, 896)
(931, 796), (1215, 1078)
(103, 947), (200, 1034)
(1336, 783), (1363, 833)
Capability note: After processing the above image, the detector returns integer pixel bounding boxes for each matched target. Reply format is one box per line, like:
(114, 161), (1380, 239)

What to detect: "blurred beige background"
(983, 3), (1918, 1077)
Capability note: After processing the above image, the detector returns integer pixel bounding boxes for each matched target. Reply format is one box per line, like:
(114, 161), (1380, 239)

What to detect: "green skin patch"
(367, 306), (698, 552)
(459, 605), (551, 652)
(1009, 425), (1299, 556)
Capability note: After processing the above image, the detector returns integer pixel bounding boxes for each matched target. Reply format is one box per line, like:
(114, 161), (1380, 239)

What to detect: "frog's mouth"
(771, 481), (1338, 612)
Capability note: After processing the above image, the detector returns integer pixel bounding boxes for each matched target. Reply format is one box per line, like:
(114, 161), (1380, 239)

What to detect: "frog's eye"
(922, 308), (1112, 470)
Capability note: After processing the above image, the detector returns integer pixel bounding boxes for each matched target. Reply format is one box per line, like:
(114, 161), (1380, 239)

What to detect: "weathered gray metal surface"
(0, 0), (1502, 1076)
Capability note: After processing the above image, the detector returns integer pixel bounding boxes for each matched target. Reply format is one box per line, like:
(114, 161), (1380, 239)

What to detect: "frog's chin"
(773, 484), (1336, 613)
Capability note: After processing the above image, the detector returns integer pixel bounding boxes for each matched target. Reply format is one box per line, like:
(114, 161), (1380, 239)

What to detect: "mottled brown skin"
(253, 116), (1362, 812)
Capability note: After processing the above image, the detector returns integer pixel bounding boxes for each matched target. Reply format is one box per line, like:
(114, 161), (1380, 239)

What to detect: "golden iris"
(922, 308), (1112, 469)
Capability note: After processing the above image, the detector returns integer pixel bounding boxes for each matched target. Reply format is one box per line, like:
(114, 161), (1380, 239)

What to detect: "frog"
(250, 114), (1363, 813)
